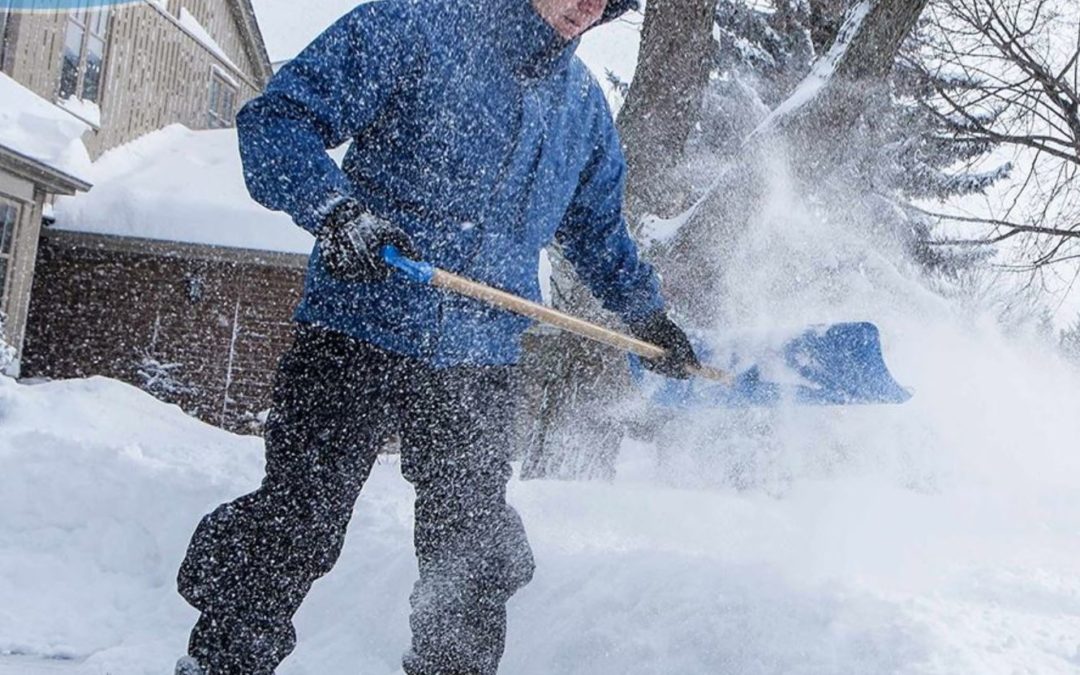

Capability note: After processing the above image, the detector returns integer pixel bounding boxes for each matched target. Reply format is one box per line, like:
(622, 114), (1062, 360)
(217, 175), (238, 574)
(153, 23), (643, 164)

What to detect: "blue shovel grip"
(382, 245), (435, 284)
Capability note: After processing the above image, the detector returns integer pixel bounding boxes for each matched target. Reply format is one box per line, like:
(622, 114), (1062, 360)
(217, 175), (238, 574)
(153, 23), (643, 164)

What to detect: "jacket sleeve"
(554, 97), (666, 326)
(236, 3), (425, 233)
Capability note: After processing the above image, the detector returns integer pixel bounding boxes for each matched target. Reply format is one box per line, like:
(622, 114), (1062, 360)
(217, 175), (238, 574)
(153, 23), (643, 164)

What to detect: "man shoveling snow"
(174, 0), (698, 673)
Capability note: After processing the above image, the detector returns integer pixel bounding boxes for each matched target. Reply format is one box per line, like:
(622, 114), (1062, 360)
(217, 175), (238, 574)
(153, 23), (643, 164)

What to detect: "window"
(0, 199), (20, 310)
(58, 4), (110, 104)
(207, 73), (238, 129)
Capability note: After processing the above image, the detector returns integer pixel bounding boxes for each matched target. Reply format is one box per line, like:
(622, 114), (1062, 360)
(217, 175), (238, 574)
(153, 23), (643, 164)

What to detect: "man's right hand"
(317, 200), (418, 283)
(629, 312), (701, 379)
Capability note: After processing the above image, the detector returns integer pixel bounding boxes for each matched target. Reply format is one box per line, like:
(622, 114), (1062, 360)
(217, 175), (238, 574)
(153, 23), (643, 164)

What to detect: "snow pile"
(0, 375), (411, 674)
(55, 96), (102, 129)
(0, 73), (92, 181)
(53, 124), (314, 254)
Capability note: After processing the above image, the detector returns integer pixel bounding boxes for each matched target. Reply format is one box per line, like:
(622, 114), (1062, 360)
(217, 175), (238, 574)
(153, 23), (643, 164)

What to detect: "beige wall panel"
(0, 170), (35, 204)
(3, 192), (44, 363)
(7, 10), (66, 99)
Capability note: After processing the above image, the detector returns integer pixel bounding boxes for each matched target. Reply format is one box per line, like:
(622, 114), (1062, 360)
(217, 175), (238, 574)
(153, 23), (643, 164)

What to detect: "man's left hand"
(629, 312), (701, 379)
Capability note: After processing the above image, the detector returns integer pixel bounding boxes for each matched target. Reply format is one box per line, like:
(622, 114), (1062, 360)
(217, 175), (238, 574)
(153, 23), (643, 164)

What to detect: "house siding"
(165, 0), (261, 78)
(3, 190), (44, 361)
(5, 1), (266, 159)
(3, 0), (272, 386)
(22, 231), (305, 432)
(0, 173), (39, 357)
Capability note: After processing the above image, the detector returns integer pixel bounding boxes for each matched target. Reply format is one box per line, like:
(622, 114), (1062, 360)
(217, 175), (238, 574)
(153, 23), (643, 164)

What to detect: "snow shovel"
(382, 246), (911, 407)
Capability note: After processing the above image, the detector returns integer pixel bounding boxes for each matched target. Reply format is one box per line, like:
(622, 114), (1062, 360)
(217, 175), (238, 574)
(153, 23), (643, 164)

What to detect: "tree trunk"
(775, 0), (930, 168)
(618, 0), (716, 223)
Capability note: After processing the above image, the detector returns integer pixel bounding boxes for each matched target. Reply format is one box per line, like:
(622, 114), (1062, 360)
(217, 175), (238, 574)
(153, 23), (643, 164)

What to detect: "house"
(0, 0), (277, 430)
(0, 72), (91, 374)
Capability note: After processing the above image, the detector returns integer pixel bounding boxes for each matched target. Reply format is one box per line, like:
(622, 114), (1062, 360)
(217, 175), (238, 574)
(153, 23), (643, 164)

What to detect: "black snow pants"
(177, 325), (535, 675)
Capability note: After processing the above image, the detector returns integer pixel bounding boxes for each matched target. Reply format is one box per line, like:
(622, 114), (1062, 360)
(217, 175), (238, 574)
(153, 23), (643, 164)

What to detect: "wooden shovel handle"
(431, 269), (733, 385)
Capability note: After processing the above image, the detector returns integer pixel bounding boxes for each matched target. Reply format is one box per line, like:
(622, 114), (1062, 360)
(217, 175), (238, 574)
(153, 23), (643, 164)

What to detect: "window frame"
(207, 72), (238, 129)
(0, 197), (22, 313)
(57, 3), (111, 106)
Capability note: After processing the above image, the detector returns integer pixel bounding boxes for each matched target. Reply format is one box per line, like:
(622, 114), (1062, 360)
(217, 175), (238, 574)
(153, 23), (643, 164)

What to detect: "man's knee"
(177, 483), (353, 611)
(178, 498), (255, 610)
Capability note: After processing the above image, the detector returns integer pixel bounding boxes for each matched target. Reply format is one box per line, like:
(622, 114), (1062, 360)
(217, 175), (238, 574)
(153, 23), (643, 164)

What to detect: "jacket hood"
(475, 0), (578, 80)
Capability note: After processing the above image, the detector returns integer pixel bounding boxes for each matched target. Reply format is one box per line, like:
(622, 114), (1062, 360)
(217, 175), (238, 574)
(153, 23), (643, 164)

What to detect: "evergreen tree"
(699, 0), (1008, 274)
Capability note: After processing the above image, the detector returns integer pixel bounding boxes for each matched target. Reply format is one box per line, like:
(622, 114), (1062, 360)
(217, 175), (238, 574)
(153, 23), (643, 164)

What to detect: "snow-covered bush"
(135, 351), (196, 399)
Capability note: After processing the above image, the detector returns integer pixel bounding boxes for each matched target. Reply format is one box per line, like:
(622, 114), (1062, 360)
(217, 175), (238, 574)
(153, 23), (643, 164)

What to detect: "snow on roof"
(178, 7), (240, 71)
(53, 124), (314, 255)
(0, 73), (92, 183)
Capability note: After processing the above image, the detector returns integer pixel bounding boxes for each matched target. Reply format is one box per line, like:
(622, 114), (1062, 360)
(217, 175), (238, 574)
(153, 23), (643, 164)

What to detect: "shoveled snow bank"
(53, 124), (314, 254)
(0, 73), (92, 182)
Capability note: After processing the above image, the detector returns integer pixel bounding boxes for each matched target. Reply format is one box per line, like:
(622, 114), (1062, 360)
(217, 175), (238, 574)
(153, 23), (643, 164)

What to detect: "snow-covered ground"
(4, 178), (1080, 673)
(3, 336), (1080, 674)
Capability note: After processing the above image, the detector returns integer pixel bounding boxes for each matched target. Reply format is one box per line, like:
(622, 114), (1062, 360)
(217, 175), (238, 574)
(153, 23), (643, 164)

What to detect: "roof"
(52, 124), (316, 255)
(0, 73), (93, 194)
(229, 0), (275, 85)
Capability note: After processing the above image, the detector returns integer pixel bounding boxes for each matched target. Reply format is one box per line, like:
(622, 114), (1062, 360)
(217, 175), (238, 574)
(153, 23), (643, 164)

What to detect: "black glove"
(629, 311), (701, 379)
(317, 200), (418, 283)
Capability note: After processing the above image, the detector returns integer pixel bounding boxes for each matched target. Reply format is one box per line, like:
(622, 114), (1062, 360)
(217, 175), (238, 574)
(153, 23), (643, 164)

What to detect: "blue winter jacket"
(236, 0), (665, 366)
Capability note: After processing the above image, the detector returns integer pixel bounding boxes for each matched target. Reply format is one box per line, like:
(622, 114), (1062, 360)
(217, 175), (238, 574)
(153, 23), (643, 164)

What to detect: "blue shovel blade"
(630, 322), (911, 408)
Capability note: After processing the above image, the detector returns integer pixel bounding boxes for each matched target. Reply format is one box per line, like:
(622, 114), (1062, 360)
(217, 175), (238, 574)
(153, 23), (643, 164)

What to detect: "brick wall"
(22, 230), (306, 433)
